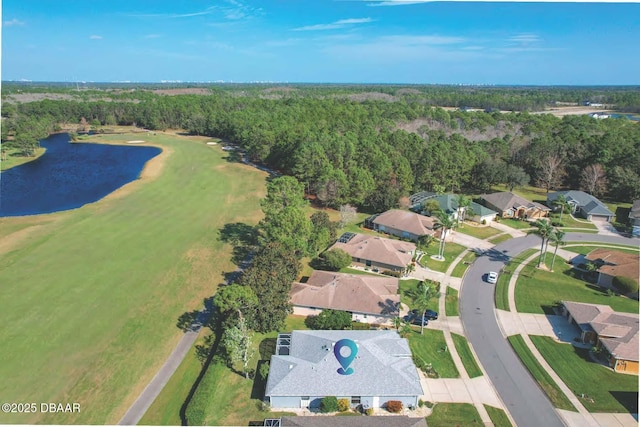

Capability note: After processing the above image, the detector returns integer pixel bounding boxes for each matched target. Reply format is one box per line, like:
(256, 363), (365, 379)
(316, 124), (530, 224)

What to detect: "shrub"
(259, 362), (270, 381)
(418, 399), (425, 407)
(307, 309), (352, 330)
(365, 408), (374, 416)
(551, 221), (565, 227)
(386, 400), (403, 413)
(612, 276), (639, 294)
(382, 270), (401, 277)
(481, 219), (487, 225)
(337, 398), (350, 412)
(320, 249), (352, 271)
(320, 396), (339, 413)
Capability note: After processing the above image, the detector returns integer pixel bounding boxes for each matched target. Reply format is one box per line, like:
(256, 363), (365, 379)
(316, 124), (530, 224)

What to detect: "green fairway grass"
(0, 146), (46, 171)
(0, 132), (268, 424)
(531, 336), (638, 413)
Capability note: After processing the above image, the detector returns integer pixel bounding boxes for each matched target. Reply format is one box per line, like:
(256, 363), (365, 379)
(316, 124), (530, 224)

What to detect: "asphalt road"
(459, 232), (639, 427)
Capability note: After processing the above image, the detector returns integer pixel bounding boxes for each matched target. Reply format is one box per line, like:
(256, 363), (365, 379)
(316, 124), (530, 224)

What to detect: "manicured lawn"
(507, 335), (576, 411)
(427, 403), (483, 427)
(0, 146), (46, 171)
(497, 218), (534, 230)
(515, 258), (639, 315)
(488, 233), (512, 245)
(400, 279), (439, 312)
(407, 329), (459, 378)
(451, 333), (482, 378)
(484, 405), (513, 427)
(0, 132), (268, 424)
(420, 242), (467, 273)
(495, 248), (538, 311)
(445, 287), (459, 317)
(564, 245), (639, 256)
(451, 251), (477, 278)
(457, 224), (501, 239)
(549, 213), (597, 230)
(184, 316), (307, 426)
(531, 336), (639, 413)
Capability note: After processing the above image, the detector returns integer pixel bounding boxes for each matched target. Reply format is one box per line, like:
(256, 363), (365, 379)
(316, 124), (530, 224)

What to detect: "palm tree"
(398, 322), (412, 338)
(455, 194), (471, 228)
(410, 281), (440, 335)
(528, 219), (555, 268)
(434, 210), (457, 260)
(549, 229), (566, 271)
(552, 195), (571, 222)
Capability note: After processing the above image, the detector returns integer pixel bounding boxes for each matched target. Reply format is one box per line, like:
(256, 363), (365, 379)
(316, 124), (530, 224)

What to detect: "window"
(351, 396), (361, 405)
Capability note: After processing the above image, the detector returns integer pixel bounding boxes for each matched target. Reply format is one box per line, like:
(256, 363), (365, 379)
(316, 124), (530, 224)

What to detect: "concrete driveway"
(496, 311), (584, 343)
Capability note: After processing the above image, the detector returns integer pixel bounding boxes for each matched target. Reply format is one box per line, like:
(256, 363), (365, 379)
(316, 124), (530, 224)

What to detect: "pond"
(0, 133), (161, 217)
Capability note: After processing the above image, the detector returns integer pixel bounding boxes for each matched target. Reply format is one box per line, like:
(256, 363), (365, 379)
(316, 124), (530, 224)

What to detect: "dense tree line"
(3, 88), (639, 203)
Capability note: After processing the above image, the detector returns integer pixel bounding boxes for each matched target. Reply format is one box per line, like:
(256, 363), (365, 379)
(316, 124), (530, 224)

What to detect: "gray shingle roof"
(265, 330), (423, 398)
(548, 190), (613, 216)
(481, 192), (549, 213)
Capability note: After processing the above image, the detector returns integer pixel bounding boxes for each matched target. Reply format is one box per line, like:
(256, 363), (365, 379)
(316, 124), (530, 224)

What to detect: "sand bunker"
(127, 140), (145, 144)
(206, 142), (218, 145)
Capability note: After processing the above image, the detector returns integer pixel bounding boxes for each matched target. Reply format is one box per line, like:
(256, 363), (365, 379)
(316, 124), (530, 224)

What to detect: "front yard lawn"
(515, 258), (639, 315)
(507, 335), (576, 411)
(407, 329), (459, 378)
(497, 218), (533, 230)
(488, 233), (512, 245)
(548, 213), (597, 230)
(451, 333), (482, 378)
(399, 279), (439, 312)
(530, 336), (639, 413)
(427, 403), (483, 427)
(420, 242), (467, 273)
(457, 224), (501, 239)
(564, 245), (639, 256)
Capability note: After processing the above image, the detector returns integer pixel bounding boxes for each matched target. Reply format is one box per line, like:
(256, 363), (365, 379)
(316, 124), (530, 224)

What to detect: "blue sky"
(2, 0), (639, 84)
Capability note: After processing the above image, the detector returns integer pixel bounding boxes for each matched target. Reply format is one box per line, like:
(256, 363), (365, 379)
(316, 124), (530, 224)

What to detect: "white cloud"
(509, 33), (540, 43)
(293, 17), (373, 31)
(90, 35), (103, 40)
(3, 18), (25, 26)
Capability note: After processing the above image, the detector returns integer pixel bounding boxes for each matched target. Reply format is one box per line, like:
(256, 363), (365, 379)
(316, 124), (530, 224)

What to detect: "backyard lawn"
(507, 335), (576, 411)
(515, 258), (639, 315)
(531, 336), (639, 413)
(457, 224), (501, 239)
(407, 329), (459, 378)
(427, 403), (483, 427)
(419, 242), (467, 273)
(445, 287), (459, 317)
(183, 316), (307, 426)
(451, 333), (482, 378)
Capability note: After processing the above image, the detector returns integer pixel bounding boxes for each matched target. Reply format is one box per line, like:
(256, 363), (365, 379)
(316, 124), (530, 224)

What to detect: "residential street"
(459, 232), (639, 427)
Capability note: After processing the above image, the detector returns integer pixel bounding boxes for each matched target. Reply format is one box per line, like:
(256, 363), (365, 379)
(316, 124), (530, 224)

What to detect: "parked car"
(487, 271), (498, 284)
(409, 309), (438, 320)
(411, 316), (429, 326)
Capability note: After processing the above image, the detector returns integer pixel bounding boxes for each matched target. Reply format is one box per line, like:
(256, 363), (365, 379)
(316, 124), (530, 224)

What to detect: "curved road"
(460, 232), (639, 427)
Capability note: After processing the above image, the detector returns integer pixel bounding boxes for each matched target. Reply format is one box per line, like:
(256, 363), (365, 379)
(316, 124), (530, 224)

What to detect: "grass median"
(427, 403), (483, 426)
(451, 333), (482, 378)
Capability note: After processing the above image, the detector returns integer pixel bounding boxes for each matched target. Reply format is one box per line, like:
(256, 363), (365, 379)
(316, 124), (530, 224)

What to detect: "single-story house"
(266, 416), (427, 427)
(629, 200), (640, 237)
(264, 330), (424, 409)
(480, 192), (549, 219)
(589, 112), (610, 119)
(547, 190), (614, 222)
(328, 233), (416, 274)
(585, 248), (639, 289)
(366, 209), (435, 242)
(561, 301), (639, 375)
(290, 271), (400, 324)
(409, 193), (498, 224)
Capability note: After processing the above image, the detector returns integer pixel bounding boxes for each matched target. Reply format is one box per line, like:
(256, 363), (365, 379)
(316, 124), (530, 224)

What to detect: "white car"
(487, 271), (498, 284)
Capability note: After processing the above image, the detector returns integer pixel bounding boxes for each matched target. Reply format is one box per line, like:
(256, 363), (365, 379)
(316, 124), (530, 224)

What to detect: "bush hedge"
(386, 400), (403, 413)
(612, 276), (639, 294)
(337, 398), (350, 412)
(321, 396), (339, 413)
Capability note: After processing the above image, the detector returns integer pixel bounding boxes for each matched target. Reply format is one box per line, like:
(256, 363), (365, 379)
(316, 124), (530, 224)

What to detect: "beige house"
(480, 192), (549, 219)
(328, 233), (416, 274)
(562, 301), (639, 375)
(585, 248), (639, 290)
(290, 271), (399, 324)
(367, 209), (436, 242)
